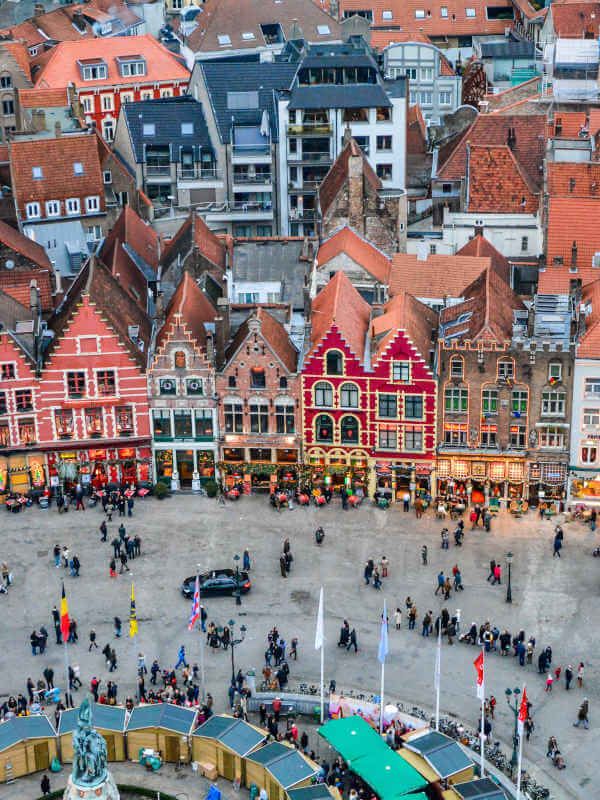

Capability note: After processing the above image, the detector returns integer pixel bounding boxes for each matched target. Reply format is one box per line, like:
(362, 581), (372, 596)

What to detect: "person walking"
(100, 521), (107, 542)
(90, 677), (100, 702)
(53, 544), (61, 568)
(435, 571), (444, 595)
(279, 553), (287, 578)
(545, 673), (553, 693)
(52, 606), (61, 644)
(119, 551), (129, 573)
(109, 557), (117, 579)
(577, 662), (584, 687)
(492, 564), (502, 585)
(553, 535), (562, 558)
(573, 699), (589, 729)
(175, 644), (187, 669)
(75, 484), (85, 511)
(243, 549), (251, 571)
(364, 561), (373, 585)
(483, 508), (492, 532)
(114, 617), (122, 638)
(380, 556), (389, 578)
(127, 495), (134, 517)
(408, 604), (417, 630)
(422, 611), (432, 637)
(346, 628), (358, 653)
(402, 491), (410, 512)
(394, 607), (402, 630)
(487, 560), (496, 582)
(111, 537), (121, 559)
(565, 665), (573, 690)
(454, 568), (464, 592)
(89, 629), (98, 651)
(441, 528), (449, 549)
(591, 509), (597, 532)
(134, 535), (141, 557)
(43, 666), (54, 690)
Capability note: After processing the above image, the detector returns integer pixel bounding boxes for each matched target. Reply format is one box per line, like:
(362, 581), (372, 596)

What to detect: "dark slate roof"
(247, 742), (317, 789)
(300, 53), (375, 68)
(193, 715), (265, 756)
(0, 715), (56, 753)
(200, 62), (298, 144)
(288, 84), (391, 110)
(232, 239), (308, 310)
(383, 77), (408, 98)
(126, 703), (197, 734)
(58, 704), (126, 736)
(122, 243), (156, 282)
(288, 784), (334, 800)
(480, 40), (535, 58)
(122, 96), (213, 163)
(454, 777), (507, 799)
(247, 741), (290, 765)
(404, 731), (473, 779)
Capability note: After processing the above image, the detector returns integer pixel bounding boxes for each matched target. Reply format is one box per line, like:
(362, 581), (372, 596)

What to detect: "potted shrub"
(204, 480), (217, 498)
(153, 482), (169, 500)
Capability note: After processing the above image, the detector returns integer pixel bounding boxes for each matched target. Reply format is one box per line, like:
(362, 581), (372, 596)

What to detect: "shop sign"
(436, 460), (450, 478)
(118, 448), (135, 459)
(507, 462), (524, 482)
(89, 450), (107, 460)
(472, 462), (487, 478)
(453, 460), (469, 479)
(490, 462), (505, 481)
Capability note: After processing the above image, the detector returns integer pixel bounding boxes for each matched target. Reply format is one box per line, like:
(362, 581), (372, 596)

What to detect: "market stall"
(59, 704), (126, 762)
(0, 715), (57, 782)
(287, 782), (340, 800)
(192, 715), (265, 781)
(125, 704), (197, 763)
(244, 742), (319, 800)
(400, 730), (474, 786)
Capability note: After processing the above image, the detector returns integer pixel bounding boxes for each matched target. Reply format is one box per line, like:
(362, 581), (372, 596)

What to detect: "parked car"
(181, 569), (251, 598)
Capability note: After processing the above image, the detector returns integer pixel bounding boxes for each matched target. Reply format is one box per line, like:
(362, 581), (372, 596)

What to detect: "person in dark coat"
(41, 775), (51, 796)
(279, 553), (287, 577)
(100, 520), (107, 541)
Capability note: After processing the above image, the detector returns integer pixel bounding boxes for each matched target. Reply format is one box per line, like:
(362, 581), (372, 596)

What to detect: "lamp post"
(505, 552), (513, 604)
(233, 553), (242, 606)
(505, 686), (521, 772)
(228, 619), (247, 683)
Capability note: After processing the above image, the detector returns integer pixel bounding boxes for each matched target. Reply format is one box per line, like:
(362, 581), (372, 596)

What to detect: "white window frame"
(25, 201), (40, 219)
(549, 362), (562, 381)
(45, 200), (60, 217)
(466, 7), (476, 15)
(100, 93), (114, 111)
(581, 444), (598, 465)
(102, 120), (114, 141)
(66, 197), (81, 216)
(420, 66), (434, 81)
(415, 8), (425, 17)
(441, 6), (448, 15)
(439, 90), (452, 106)
(103, 170), (112, 184)
(85, 195), (100, 214)
(584, 378), (600, 398)
(583, 407), (600, 427)
(160, 88), (173, 98)
(81, 96), (93, 113)
(539, 426), (565, 449)
(541, 391), (565, 416)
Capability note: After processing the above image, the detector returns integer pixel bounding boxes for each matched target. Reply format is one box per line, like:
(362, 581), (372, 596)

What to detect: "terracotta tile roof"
(407, 104), (427, 155)
(226, 307), (298, 373)
(9, 133), (104, 217)
(34, 34), (189, 90)
(101, 205), (159, 270)
(194, 213), (226, 270)
(436, 113), (546, 189)
(0, 267), (53, 312)
(389, 252), (493, 299)
(0, 21), (42, 49)
(310, 270), (371, 360)
(29, 48), (55, 81)
(550, 0), (600, 37)
(1, 41), (32, 82)
(547, 111), (589, 140)
(578, 279), (600, 357)
(467, 143), (539, 213)
(372, 291), (437, 362)
(84, 0), (141, 28)
(0, 219), (51, 269)
(340, 0), (510, 36)
(456, 233), (510, 284)
(319, 137), (381, 217)
(540, 196), (600, 293)
(185, 0), (341, 53)
(483, 76), (542, 112)
(440, 267), (525, 343)
(17, 87), (69, 108)
(3, 5), (94, 47)
(547, 162), (600, 197)
(316, 226), (391, 283)
(156, 271), (216, 351)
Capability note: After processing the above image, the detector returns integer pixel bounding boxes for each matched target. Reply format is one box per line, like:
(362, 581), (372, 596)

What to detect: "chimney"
(206, 330), (215, 366)
(571, 241), (578, 268)
(31, 109), (46, 132)
(416, 240), (429, 261)
(34, 3), (44, 16)
(474, 224), (483, 237)
(527, 307), (535, 337)
(214, 296), (230, 369)
(342, 122), (352, 148)
(54, 267), (62, 295)
(54, 121), (61, 138)
(348, 148), (364, 235)
(506, 127), (516, 150)
(73, 9), (86, 32)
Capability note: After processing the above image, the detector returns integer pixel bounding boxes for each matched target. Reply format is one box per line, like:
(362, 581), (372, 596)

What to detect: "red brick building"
(301, 271), (437, 501)
(215, 306), (300, 491)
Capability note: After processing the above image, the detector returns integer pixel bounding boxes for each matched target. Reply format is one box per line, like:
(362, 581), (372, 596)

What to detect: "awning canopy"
(318, 717), (427, 799)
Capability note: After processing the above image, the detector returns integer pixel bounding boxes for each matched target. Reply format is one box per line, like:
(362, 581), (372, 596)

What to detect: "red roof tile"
(578, 279), (600, 357)
(340, 0), (510, 36)
(456, 233), (510, 284)
(34, 34), (189, 90)
(372, 291), (437, 362)
(0, 267), (53, 312)
(2, 41), (32, 82)
(194, 213), (226, 270)
(436, 113), (546, 189)
(389, 252), (493, 299)
(226, 307), (298, 373)
(310, 270), (371, 360)
(550, 0), (600, 37)
(540, 196), (600, 293)
(84, 0), (141, 27)
(316, 226), (391, 283)
(467, 143), (539, 213)
(2, 5), (95, 47)
(483, 76), (542, 112)
(17, 87), (69, 108)
(547, 111), (589, 140)
(101, 205), (159, 270)
(9, 133), (104, 217)
(0, 219), (51, 269)
(546, 161), (600, 197)
(319, 138), (381, 217)
(407, 104), (427, 155)
(156, 271), (216, 351)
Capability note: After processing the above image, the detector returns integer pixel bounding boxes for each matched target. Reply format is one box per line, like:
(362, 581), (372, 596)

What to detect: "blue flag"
(378, 601), (389, 664)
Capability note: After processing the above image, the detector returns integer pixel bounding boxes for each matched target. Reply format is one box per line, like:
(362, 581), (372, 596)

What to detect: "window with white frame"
(73, 162), (84, 176)
(82, 64), (107, 80)
(415, 8), (425, 16)
(32, 166), (43, 179)
(45, 200), (60, 217)
(466, 6), (476, 15)
(382, 9), (393, 18)
(66, 197), (81, 216)
(450, 357), (464, 378)
(583, 407), (600, 427)
(510, 425), (526, 448)
(498, 359), (514, 379)
(378, 424), (397, 449)
(419, 91), (433, 105)
(541, 391), (565, 416)
(480, 425), (497, 447)
(445, 387), (467, 412)
(393, 361), (410, 382)
(87, 225), (102, 242)
(581, 444), (598, 464)
(160, 88), (173, 98)
(85, 195), (100, 213)
(102, 120), (114, 141)
(81, 96), (93, 113)
(584, 377), (600, 397)
(103, 170), (112, 184)
(314, 381), (333, 407)
(439, 90), (452, 105)
(421, 67), (434, 80)
(539, 426), (565, 448)
(340, 383), (358, 408)
(25, 202), (40, 219)
(549, 362), (562, 381)
(404, 428), (423, 450)
(120, 92), (134, 104)
(101, 94), (114, 111)
(140, 90), (153, 100)
(440, 5), (448, 15)
(482, 389), (498, 414)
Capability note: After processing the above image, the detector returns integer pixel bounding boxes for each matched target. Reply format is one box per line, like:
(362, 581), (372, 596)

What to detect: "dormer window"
(73, 162), (84, 175)
(415, 9), (425, 17)
(32, 166), (43, 179)
(143, 123), (155, 136)
(181, 122), (194, 135)
(242, 32), (255, 40)
(317, 24), (331, 34)
(218, 34), (231, 46)
(117, 56), (146, 77)
(25, 202), (40, 219)
(382, 10), (393, 19)
(79, 58), (108, 81)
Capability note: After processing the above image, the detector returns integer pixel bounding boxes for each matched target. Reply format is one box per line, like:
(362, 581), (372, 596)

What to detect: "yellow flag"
(129, 583), (138, 638)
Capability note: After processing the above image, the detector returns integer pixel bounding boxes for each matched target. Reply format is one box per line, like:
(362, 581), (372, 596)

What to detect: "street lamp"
(228, 619), (247, 683)
(505, 686), (521, 772)
(505, 552), (513, 604)
(233, 553), (242, 606)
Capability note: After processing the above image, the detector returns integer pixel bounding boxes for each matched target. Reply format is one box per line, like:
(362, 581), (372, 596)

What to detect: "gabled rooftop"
(156, 271), (216, 352)
(316, 226), (391, 284)
(0, 41), (32, 82)
(0, 219), (51, 269)
(540, 195), (600, 293)
(549, 0), (600, 37)
(371, 292), (437, 364)
(456, 233), (510, 285)
(466, 143), (539, 214)
(546, 161), (600, 197)
(389, 251), (495, 301)
(0, 5), (94, 48)
(318, 137), (380, 217)
(225, 306), (298, 373)
(310, 270), (371, 361)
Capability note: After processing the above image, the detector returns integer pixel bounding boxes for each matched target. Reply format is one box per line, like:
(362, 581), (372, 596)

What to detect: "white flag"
(434, 625), (441, 691)
(378, 600), (389, 664)
(315, 587), (324, 650)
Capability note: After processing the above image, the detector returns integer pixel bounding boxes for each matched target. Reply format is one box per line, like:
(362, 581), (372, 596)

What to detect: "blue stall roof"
(454, 777), (507, 799)
(246, 742), (318, 789)
(193, 715), (265, 757)
(126, 703), (196, 735)
(0, 715), (55, 753)
(58, 704), (126, 736)
(403, 730), (473, 779)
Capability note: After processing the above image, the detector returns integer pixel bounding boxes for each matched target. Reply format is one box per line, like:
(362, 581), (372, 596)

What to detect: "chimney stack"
(34, 3), (44, 16)
(214, 296), (231, 369)
(31, 109), (46, 132)
(571, 241), (578, 269)
(54, 121), (61, 138)
(348, 147), (365, 235)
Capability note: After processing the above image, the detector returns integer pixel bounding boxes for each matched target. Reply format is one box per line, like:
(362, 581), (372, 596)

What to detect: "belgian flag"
(60, 583), (70, 641)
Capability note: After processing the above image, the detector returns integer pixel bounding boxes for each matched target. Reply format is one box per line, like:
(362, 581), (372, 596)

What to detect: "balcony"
(287, 122), (332, 136)
(145, 164), (171, 176)
(289, 210), (316, 223)
(232, 144), (271, 164)
(232, 172), (272, 185)
(178, 166), (221, 181)
(201, 199), (274, 223)
(292, 152), (332, 164)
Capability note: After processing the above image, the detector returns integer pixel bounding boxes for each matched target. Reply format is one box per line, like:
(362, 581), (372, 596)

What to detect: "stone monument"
(63, 699), (119, 800)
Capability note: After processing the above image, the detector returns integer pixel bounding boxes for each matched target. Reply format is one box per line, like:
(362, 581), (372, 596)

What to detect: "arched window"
(279, 376), (288, 389)
(340, 415), (359, 443)
(498, 358), (514, 380)
(315, 414), (333, 442)
(326, 350), (343, 375)
(315, 381), (333, 407)
(340, 382), (358, 408)
(450, 356), (463, 379)
(174, 350), (186, 368)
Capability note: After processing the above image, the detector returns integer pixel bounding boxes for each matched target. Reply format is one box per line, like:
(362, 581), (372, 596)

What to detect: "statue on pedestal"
(72, 699), (108, 787)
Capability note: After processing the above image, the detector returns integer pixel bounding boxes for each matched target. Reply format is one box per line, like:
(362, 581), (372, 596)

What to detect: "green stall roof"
(0, 715), (56, 754)
(193, 715), (266, 757)
(58, 704), (126, 736)
(404, 730), (473, 779)
(126, 703), (197, 735)
(318, 717), (427, 799)
(247, 742), (318, 789)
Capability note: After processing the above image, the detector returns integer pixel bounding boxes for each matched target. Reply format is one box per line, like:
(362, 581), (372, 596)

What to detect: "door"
(222, 750), (234, 781)
(104, 734), (116, 761)
(33, 742), (49, 771)
(165, 735), (179, 763)
(176, 450), (195, 487)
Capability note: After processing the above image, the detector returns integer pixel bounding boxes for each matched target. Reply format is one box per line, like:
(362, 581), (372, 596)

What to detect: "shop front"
(436, 456), (527, 508)
(220, 445), (300, 493)
(0, 452), (48, 495)
(569, 467), (600, 506)
(529, 461), (567, 509)
(47, 445), (152, 491)
(154, 446), (216, 488)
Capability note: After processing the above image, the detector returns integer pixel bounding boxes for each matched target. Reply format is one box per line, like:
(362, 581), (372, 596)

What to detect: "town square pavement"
(1, 494), (598, 799)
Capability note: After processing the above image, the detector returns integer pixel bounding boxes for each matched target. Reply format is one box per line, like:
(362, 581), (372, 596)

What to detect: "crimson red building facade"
(301, 272), (437, 501)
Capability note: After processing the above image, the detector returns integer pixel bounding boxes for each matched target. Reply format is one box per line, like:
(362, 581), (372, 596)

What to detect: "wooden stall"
(0, 716), (57, 782)
(288, 781), (341, 800)
(245, 741), (319, 800)
(192, 714), (265, 781)
(400, 730), (474, 786)
(58, 704), (126, 763)
(445, 777), (508, 799)
(125, 704), (197, 763)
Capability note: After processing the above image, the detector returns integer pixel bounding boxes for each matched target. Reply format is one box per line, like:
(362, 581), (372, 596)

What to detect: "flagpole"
(378, 600), (388, 735)
(315, 587), (325, 725)
(320, 637), (324, 724)
(62, 638), (72, 708)
(379, 659), (385, 734)
(516, 684), (526, 800)
(198, 570), (206, 704)
(516, 724), (523, 800)
(434, 624), (441, 731)
(480, 649), (485, 777)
